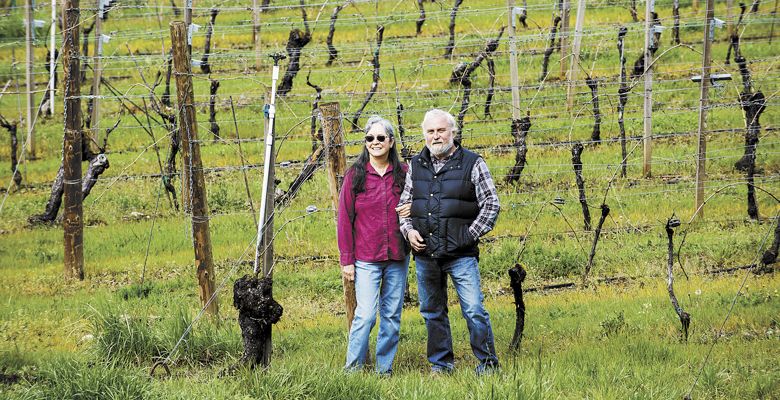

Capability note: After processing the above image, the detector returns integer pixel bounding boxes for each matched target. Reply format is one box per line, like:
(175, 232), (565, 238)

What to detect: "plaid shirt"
(398, 147), (500, 241)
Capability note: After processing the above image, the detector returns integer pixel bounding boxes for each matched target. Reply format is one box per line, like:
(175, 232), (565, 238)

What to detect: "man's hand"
(341, 264), (355, 281)
(407, 229), (427, 252)
(395, 203), (411, 218)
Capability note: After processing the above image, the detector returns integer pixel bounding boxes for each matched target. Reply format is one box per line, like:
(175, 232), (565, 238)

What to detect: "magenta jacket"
(337, 162), (409, 266)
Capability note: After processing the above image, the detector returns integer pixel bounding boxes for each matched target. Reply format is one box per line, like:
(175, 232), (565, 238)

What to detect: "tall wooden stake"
(566, 0), (585, 111)
(185, 0), (193, 26)
(156, 0), (166, 55)
(320, 102), (354, 330)
(559, 0), (570, 81)
(508, 0), (521, 119)
(49, 0), (56, 114)
(91, 0), (104, 148)
(259, 91), (274, 366)
(63, 0), (84, 280)
(185, 0), (193, 53)
(25, 0), (35, 158)
(253, 0), (261, 70)
(695, 0), (715, 219)
(643, 0), (654, 177)
(727, 0), (735, 39)
(171, 21), (219, 316)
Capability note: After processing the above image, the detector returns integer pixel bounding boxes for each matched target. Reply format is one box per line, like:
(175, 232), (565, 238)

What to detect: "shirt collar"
(366, 161), (394, 175)
(431, 146), (460, 164)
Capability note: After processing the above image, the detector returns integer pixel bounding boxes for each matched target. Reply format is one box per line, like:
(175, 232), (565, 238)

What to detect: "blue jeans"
(345, 256), (409, 374)
(415, 256), (498, 370)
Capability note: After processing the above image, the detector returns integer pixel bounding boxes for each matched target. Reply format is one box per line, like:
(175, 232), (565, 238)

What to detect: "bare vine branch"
(351, 25), (384, 131)
(443, 0), (464, 59)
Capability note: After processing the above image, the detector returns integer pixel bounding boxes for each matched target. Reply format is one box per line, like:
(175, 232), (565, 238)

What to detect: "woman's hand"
(341, 264), (355, 281)
(395, 203), (411, 218)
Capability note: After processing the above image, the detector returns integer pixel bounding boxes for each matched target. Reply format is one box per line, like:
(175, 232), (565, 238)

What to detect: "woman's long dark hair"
(350, 116), (406, 194)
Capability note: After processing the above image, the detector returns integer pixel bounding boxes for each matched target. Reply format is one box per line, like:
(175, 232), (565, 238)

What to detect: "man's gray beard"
(429, 141), (454, 158)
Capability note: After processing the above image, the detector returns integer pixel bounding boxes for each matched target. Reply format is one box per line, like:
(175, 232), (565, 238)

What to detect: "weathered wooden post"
(508, 0), (521, 119)
(25, 0), (35, 158)
(63, 0), (84, 280)
(253, 83), (281, 366)
(49, 0), (57, 114)
(565, 0), (584, 111)
(617, 27), (629, 177)
(559, 0), (570, 81)
(252, 0), (262, 70)
(171, 21), (219, 316)
(260, 100), (275, 366)
(320, 102), (355, 330)
(643, 0), (655, 178)
(695, 0), (715, 219)
(90, 0), (104, 148)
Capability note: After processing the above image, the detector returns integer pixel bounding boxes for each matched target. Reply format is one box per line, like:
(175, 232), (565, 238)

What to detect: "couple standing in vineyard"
(337, 109), (501, 376)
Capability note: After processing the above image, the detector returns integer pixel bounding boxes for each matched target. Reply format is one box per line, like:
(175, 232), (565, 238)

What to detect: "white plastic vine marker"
(187, 24), (201, 46)
(511, 7), (524, 28)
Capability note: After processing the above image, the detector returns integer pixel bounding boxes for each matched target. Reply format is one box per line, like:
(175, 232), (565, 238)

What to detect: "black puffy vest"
(410, 146), (480, 259)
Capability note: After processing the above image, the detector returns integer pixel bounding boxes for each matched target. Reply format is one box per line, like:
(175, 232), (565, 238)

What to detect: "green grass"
(0, 0), (779, 398)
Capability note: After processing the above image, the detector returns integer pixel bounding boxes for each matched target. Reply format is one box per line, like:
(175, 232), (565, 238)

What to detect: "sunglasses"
(364, 135), (388, 143)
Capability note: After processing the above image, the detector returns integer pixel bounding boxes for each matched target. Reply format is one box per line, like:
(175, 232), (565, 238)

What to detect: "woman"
(337, 116), (409, 375)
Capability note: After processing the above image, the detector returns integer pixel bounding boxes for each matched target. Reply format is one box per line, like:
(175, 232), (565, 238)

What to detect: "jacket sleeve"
(337, 169), (357, 266)
(468, 157), (501, 240)
(398, 161), (414, 240)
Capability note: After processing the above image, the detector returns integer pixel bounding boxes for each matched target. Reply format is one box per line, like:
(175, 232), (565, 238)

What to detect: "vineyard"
(0, 0), (779, 398)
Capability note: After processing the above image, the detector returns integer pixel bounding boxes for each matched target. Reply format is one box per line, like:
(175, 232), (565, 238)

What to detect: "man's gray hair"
(364, 115), (395, 138)
(421, 109), (458, 134)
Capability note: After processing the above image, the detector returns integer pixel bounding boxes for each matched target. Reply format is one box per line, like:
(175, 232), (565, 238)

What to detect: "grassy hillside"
(0, 0), (779, 398)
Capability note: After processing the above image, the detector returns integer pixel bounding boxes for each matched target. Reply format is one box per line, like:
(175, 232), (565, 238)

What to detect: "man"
(397, 108), (500, 375)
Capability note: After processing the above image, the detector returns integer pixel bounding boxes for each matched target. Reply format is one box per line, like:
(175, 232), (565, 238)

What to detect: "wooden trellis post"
(185, 0), (193, 54)
(25, 0), (35, 158)
(643, 0), (655, 177)
(63, 0), (84, 280)
(695, 0), (715, 219)
(254, 91), (276, 367)
(320, 102), (355, 331)
(559, 0), (570, 81)
(253, 0), (262, 70)
(49, 0), (56, 114)
(185, 0), (193, 26)
(508, 0), (521, 119)
(171, 21), (219, 316)
(566, 0), (585, 111)
(90, 0), (104, 150)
